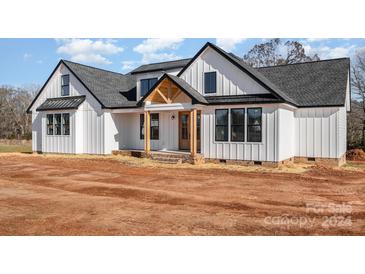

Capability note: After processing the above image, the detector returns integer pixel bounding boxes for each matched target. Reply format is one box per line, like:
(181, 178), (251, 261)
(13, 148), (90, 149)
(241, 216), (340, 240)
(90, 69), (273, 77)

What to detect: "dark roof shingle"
(257, 58), (350, 107)
(63, 60), (137, 108)
(130, 59), (191, 74)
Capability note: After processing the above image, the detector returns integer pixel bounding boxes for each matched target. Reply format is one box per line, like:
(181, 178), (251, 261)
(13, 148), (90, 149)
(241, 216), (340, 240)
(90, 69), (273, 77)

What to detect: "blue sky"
(1, 38), (364, 87)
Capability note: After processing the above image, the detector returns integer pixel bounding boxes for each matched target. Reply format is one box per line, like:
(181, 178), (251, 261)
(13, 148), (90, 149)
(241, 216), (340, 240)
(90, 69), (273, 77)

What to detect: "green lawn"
(0, 144), (32, 153)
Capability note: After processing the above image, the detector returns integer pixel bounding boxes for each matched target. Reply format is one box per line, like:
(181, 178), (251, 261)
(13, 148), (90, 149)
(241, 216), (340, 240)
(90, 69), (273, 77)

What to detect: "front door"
(179, 111), (201, 151)
(179, 112), (190, 150)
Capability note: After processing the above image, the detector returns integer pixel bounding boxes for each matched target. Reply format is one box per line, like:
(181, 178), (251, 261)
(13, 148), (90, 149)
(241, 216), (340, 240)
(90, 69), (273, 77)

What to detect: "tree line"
(0, 39), (364, 149)
(0, 85), (37, 139)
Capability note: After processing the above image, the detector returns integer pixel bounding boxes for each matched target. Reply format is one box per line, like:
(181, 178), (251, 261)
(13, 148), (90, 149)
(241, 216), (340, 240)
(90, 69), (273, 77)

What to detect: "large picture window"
(46, 113), (70, 136)
(61, 75), (70, 96)
(231, 108), (245, 142)
(204, 72), (217, 94)
(141, 78), (158, 97)
(46, 114), (54, 135)
(247, 108), (262, 142)
(151, 113), (159, 140)
(215, 109), (228, 141)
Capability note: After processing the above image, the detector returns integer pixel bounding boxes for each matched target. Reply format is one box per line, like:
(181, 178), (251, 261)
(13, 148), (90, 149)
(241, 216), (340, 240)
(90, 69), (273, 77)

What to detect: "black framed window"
(61, 75), (70, 96)
(151, 113), (159, 140)
(215, 109), (228, 141)
(140, 114), (144, 139)
(62, 113), (70, 135)
(231, 108), (245, 142)
(247, 108), (262, 142)
(54, 114), (62, 135)
(141, 78), (158, 97)
(46, 114), (54, 135)
(204, 71), (217, 94)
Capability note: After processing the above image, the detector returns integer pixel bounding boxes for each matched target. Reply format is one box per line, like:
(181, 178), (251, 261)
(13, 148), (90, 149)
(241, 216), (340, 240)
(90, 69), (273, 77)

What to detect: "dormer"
(130, 58), (191, 100)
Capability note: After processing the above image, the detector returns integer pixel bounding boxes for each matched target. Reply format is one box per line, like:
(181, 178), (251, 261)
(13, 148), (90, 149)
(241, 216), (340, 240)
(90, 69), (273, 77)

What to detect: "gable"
(179, 46), (270, 96)
(28, 62), (102, 113)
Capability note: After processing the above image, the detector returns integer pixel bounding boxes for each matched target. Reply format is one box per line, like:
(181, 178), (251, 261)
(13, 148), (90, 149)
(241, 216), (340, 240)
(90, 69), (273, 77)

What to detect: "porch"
(111, 73), (204, 164)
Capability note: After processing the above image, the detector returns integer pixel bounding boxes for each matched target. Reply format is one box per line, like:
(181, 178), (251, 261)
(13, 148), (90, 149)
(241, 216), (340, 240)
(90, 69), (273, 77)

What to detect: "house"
(27, 42), (351, 166)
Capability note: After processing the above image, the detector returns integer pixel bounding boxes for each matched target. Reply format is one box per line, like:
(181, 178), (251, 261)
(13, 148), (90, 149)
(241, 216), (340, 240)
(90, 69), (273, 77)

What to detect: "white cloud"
(216, 38), (246, 51)
(23, 53), (32, 60)
(133, 38), (184, 63)
(56, 38), (123, 65)
(305, 38), (329, 43)
(303, 43), (356, 59)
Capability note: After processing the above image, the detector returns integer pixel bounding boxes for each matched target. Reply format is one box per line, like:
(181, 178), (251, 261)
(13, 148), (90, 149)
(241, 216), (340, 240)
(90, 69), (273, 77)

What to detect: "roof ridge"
(137, 58), (192, 67)
(62, 59), (126, 76)
(257, 57), (350, 69)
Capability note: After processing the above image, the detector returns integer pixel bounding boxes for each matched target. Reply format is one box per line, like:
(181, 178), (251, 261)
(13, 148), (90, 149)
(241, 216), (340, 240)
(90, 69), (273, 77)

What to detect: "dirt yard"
(0, 153), (364, 235)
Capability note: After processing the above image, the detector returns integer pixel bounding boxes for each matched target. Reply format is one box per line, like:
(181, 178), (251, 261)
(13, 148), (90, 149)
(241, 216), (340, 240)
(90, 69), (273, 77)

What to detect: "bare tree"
(243, 39), (320, 68)
(0, 86), (37, 140)
(351, 51), (365, 147)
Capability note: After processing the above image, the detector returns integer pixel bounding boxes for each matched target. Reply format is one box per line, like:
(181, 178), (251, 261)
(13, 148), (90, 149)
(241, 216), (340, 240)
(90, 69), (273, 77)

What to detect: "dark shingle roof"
(36, 95), (85, 111)
(205, 94), (283, 105)
(257, 58), (350, 107)
(130, 58), (191, 74)
(63, 60), (137, 108)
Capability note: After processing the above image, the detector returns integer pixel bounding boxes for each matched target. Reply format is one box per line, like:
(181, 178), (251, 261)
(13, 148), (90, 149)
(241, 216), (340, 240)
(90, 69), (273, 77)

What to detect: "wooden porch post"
(144, 111), (151, 155)
(190, 108), (197, 157)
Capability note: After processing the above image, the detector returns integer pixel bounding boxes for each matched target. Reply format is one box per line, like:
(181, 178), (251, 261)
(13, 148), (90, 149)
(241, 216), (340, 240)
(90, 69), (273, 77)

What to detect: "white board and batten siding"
(294, 107), (347, 159)
(114, 111), (179, 151)
(30, 63), (105, 154)
(201, 104), (280, 162)
(180, 47), (269, 96)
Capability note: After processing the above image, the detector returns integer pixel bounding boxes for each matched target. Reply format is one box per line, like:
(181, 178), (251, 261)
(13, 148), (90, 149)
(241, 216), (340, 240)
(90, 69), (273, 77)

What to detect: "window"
(61, 75), (70, 96)
(151, 113), (159, 140)
(47, 114), (54, 135)
(141, 78), (158, 97)
(140, 113), (159, 140)
(54, 114), (62, 135)
(247, 108), (262, 142)
(215, 109), (228, 141)
(231, 108), (245, 142)
(204, 71), (217, 94)
(46, 113), (70, 136)
(62, 113), (70, 135)
(140, 114), (144, 139)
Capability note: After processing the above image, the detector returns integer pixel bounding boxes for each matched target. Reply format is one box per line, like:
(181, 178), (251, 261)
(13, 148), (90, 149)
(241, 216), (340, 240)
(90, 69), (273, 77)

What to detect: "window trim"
(230, 108), (245, 142)
(140, 77), (158, 97)
(150, 113), (159, 140)
(61, 74), (70, 96)
(215, 109), (229, 142)
(140, 113), (159, 140)
(46, 114), (54, 135)
(204, 71), (217, 94)
(45, 113), (71, 137)
(247, 107), (262, 143)
(140, 113), (144, 140)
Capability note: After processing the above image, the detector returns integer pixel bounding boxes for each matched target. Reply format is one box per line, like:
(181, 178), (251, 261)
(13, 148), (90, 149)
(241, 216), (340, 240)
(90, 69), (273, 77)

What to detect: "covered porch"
(112, 74), (205, 163)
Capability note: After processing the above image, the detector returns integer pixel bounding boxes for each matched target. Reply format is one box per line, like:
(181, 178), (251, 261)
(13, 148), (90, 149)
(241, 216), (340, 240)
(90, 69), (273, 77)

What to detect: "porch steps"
(150, 152), (189, 164)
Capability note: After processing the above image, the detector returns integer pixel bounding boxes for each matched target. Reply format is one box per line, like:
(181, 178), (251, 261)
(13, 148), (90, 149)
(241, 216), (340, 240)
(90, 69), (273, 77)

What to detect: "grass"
(0, 144), (32, 153)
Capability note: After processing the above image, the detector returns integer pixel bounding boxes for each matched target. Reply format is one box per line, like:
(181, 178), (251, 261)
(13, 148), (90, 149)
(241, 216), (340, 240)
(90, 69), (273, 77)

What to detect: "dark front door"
(179, 112), (190, 150)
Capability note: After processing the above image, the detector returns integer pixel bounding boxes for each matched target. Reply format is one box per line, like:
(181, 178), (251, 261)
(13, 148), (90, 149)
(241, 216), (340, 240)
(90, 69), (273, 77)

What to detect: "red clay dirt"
(0, 153), (364, 235)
